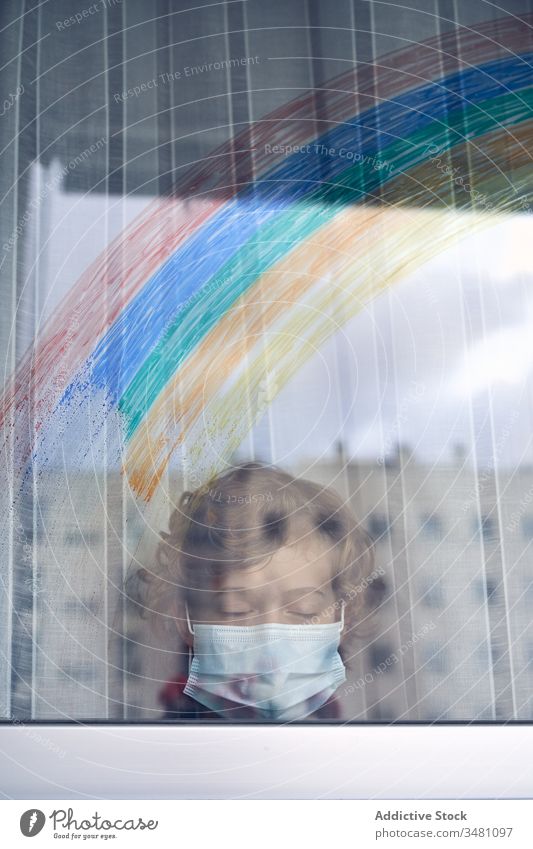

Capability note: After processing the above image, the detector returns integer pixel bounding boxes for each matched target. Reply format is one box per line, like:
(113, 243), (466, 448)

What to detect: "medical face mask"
(183, 602), (346, 721)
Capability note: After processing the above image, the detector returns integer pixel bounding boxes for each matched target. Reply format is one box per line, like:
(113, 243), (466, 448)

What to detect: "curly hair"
(132, 462), (382, 661)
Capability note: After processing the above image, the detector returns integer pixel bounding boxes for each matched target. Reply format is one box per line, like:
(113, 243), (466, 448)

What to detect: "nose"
(257, 610), (283, 625)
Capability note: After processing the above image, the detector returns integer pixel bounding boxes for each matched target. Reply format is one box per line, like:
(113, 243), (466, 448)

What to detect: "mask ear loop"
(339, 599), (345, 634)
(185, 601), (195, 674)
(185, 601), (195, 636)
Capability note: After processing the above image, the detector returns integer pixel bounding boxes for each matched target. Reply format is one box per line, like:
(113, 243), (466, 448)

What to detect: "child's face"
(189, 535), (339, 629)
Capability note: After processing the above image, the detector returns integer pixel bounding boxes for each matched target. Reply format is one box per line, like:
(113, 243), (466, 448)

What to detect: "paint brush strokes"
(0, 14), (531, 524)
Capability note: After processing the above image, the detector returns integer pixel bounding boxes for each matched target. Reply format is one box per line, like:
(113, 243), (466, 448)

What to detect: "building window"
(473, 514), (498, 543)
(64, 529), (100, 547)
(420, 580), (444, 608)
(366, 576), (388, 607)
(368, 643), (395, 670)
(522, 515), (533, 540)
(485, 579), (499, 603)
(474, 577), (499, 604)
(367, 513), (391, 543)
(422, 642), (447, 674)
(420, 512), (443, 539)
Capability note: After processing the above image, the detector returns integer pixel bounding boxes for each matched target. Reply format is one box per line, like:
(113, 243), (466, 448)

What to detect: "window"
(367, 514), (391, 543)
(366, 576), (388, 608)
(474, 578), (500, 605)
(1, 0), (532, 727)
(522, 516), (533, 540)
(368, 643), (395, 671)
(473, 515), (499, 544)
(420, 512), (443, 539)
(422, 643), (447, 675)
(420, 580), (444, 609)
(64, 530), (101, 548)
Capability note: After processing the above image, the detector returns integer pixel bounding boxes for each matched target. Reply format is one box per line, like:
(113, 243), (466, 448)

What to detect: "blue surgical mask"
(183, 602), (346, 721)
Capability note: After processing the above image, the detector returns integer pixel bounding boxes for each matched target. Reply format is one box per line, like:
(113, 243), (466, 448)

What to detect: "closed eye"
(222, 610), (253, 617)
(289, 611), (321, 617)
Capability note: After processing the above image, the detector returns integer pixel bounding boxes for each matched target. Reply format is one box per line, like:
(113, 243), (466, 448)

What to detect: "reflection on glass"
(0, 1), (532, 723)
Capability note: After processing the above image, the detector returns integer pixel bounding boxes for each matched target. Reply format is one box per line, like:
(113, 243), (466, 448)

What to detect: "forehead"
(214, 537), (336, 593)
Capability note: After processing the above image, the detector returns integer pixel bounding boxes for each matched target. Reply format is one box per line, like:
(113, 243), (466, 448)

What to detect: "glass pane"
(0, 0), (532, 722)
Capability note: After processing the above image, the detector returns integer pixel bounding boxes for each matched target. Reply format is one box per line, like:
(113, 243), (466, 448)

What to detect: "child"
(141, 462), (377, 721)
